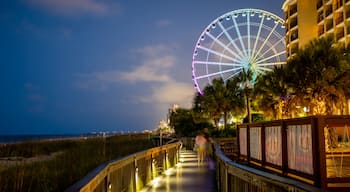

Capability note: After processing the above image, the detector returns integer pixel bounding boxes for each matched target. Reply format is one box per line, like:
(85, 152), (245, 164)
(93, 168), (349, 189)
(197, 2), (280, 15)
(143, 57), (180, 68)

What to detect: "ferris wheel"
(192, 8), (286, 94)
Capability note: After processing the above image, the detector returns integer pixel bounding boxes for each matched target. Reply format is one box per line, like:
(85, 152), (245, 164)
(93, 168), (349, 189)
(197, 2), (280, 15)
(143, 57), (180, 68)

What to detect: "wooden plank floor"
(327, 155), (350, 178)
(141, 150), (216, 192)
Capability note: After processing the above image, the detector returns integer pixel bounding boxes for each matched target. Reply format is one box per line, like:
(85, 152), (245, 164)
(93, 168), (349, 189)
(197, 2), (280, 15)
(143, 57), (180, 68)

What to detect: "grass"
(0, 134), (154, 192)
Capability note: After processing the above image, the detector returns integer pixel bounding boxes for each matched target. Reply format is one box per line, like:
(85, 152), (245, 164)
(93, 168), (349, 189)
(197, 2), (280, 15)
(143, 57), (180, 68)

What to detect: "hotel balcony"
(334, 0), (344, 12)
(346, 9), (350, 19)
(290, 30), (299, 42)
(326, 20), (334, 32)
(318, 11), (324, 23)
(335, 13), (344, 26)
(336, 29), (345, 41)
(289, 4), (297, 17)
(318, 25), (325, 36)
(325, 6), (333, 18)
(289, 17), (298, 29)
(317, 0), (323, 10)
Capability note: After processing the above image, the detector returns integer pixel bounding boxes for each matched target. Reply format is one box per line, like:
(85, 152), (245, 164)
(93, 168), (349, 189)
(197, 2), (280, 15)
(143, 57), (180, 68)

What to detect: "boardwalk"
(141, 150), (216, 192)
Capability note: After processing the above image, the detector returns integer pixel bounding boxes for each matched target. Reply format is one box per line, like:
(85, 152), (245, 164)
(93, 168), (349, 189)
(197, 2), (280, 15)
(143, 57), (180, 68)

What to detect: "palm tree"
(285, 36), (350, 115)
(197, 84), (222, 129)
(253, 66), (289, 120)
(237, 70), (254, 123)
(226, 77), (245, 122)
(194, 77), (245, 130)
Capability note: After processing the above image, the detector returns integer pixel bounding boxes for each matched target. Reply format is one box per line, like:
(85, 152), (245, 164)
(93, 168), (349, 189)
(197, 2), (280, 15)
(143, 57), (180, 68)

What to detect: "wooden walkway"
(141, 150), (217, 192)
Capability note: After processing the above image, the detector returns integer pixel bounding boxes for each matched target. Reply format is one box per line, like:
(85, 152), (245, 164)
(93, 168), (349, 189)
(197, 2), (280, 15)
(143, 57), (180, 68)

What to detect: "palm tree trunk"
(246, 92), (251, 123)
(224, 111), (228, 130)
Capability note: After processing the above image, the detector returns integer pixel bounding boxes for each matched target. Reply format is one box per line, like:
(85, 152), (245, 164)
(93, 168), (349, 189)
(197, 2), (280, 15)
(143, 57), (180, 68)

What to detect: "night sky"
(0, 0), (284, 134)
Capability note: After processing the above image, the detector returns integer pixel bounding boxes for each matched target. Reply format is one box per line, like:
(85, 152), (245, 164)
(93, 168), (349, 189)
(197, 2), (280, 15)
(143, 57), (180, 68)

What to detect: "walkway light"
(152, 177), (161, 187)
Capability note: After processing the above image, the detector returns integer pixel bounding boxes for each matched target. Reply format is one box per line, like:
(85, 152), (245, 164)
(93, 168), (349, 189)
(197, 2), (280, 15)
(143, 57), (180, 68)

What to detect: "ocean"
(0, 134), (93, 144)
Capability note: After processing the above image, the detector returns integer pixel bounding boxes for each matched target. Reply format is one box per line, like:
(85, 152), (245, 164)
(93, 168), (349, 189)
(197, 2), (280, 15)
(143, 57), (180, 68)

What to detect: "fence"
(215, 144), (325, 192)
(66, 141), (182, 192)
(237, 115), (350, 190)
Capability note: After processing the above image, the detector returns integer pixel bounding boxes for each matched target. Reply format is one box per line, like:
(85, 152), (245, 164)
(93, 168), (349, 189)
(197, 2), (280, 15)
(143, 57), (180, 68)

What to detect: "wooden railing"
(215, 144), (325, 192)
(66, 141), (182, 192)
(236, 116), (350, 191)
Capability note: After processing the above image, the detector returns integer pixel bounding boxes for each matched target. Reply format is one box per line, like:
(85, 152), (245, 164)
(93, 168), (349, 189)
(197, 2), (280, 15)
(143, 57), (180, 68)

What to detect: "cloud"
(76, 44), (177, 90)
(118, 44), (177, 83)
(75, 44), (195, 112)
(119, 55), (175, 83)
(26, 0), (118, 16)
(139, 81), (194, 107)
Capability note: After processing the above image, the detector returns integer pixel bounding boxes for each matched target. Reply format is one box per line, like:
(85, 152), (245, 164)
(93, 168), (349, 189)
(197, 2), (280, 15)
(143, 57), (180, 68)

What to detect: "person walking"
(195, 131), (207, 164)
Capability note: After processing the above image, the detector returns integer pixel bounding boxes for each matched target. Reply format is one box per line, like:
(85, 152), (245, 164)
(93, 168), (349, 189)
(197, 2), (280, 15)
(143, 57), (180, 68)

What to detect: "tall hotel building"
(283, 0), (350, 59)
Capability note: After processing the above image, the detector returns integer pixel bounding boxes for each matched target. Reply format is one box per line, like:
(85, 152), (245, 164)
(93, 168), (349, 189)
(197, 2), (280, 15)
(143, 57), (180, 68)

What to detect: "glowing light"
(152, 177), (161, 188)
(165, 168), (174, 176)
(303, 107), (309, 113)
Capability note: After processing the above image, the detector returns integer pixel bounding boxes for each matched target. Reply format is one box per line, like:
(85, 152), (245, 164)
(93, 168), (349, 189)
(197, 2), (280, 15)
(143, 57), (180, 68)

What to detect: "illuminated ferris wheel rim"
(192, 8), (286, 94)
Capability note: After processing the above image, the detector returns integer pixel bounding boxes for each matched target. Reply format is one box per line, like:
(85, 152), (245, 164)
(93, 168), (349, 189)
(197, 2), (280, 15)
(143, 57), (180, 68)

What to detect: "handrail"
(66, 141), (182, 192)
(215, 145), (326, 192)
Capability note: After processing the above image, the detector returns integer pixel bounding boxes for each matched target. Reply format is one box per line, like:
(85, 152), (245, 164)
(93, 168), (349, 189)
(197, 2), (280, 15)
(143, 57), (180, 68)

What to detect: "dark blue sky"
(0, 0), (284, 134)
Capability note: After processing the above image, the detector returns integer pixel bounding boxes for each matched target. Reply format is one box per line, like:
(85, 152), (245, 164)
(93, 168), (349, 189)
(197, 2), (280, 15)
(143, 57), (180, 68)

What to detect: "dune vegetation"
(0, 134), (154, 192)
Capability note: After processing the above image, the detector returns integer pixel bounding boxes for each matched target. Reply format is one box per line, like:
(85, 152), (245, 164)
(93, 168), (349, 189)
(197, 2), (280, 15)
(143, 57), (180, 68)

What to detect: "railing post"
(316, 116), (327, 189)
(106, 173), (111, 192)
(261, 124), (266, 167)
(247, 124), (251, 163)
(224, 163), (228, 192)
(282, 120), (288, 175)
(133, 155), (137, 192)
